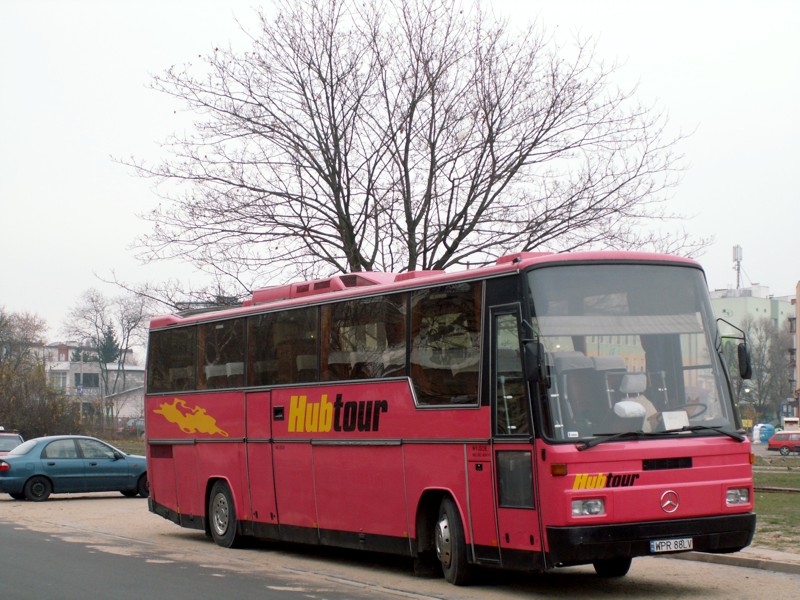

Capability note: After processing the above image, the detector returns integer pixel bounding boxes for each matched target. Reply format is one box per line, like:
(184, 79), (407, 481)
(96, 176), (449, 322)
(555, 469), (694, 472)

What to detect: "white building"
(43, 342), (145, 422)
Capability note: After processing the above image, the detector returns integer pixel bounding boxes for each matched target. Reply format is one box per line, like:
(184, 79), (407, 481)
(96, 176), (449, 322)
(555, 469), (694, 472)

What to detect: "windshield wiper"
(576, 425), (745, 451)
(661, 424), (745, 442)
(576, 430), (647, 451)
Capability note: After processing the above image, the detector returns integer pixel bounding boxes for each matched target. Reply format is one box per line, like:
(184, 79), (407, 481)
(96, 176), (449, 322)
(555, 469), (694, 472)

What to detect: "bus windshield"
(527, 263), (737, 442)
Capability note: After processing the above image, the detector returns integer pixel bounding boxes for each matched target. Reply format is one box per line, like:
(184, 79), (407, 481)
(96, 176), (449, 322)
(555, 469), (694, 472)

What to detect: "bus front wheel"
(593, 557), (632, 577)
(208, 481), (239, 548)
(435, 497), (473, 585)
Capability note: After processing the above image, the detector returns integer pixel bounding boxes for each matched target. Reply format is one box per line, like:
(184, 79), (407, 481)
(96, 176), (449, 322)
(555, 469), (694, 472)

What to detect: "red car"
(767, 431), (800, 456)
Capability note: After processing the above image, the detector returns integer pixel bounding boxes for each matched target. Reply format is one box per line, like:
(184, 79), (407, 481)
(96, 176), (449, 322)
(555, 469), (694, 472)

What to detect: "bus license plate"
(650, 537), (693, 553)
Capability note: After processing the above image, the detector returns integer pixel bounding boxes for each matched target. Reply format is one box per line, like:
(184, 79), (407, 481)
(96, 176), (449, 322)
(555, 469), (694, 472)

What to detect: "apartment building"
(710, 284), (798, 421)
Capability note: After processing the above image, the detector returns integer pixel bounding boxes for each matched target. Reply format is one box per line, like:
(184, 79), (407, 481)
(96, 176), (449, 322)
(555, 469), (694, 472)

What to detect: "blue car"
(0, 435), (148, 501)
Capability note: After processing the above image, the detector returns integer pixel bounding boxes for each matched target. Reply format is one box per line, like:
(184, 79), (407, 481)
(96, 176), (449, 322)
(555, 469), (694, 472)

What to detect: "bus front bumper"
(546, 513), (756, 566)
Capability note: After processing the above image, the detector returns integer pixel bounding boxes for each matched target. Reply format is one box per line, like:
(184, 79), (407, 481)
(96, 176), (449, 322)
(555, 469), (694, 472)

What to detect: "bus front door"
(491, 306), (544, 570)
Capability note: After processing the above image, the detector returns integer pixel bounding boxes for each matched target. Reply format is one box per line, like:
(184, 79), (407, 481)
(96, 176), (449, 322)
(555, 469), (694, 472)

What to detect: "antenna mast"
(733, 245), (743, 289)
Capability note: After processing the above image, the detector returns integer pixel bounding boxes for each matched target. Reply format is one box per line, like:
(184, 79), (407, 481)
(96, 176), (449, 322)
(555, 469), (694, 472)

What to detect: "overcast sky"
(1, 0), (797, 339)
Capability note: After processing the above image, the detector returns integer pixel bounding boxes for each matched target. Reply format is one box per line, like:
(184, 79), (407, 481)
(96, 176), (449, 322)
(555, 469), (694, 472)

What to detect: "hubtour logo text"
(573, 472), (640, 490)
(289, 393), (388, 433)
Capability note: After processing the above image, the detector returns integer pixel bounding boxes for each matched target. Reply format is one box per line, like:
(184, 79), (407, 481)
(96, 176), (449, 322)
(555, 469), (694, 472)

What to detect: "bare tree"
(733, 316), (795, 422)
(129, 0), (702, 291)
(62, 290), (149, 425)
(0, 309), (47, 371)
(0, 308), (80, 437)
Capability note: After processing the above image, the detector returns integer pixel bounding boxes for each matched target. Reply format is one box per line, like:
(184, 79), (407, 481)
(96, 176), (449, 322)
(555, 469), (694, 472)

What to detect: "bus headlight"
(572, 498), (605, 516)
(726, 488), (750, 506)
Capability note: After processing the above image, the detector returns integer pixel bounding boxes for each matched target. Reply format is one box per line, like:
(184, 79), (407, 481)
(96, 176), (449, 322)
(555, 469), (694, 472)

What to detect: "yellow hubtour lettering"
(288, 393), (387, 433)
(573, 472), (639, 490)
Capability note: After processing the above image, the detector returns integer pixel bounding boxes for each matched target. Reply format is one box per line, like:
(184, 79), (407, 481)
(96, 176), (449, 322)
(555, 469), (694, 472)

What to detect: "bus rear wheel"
(593, 557), (632, 577)
(435, 497), (473, 585)
(208, 481), (239, 548)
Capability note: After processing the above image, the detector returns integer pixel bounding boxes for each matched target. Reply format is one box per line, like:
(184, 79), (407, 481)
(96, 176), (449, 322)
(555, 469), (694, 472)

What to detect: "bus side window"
(247, 314), (277, 386)
(247, 307), (318, 385)
(280, 307), (319, 383)
(323, 294), (407, 381)
(410, 283), (481, 406)
(147, 327), (197, 393)
(199, 319), (245, 390)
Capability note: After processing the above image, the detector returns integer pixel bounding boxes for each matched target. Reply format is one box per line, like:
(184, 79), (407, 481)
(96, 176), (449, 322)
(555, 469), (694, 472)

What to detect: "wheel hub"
(211, 493), (230, 536)
(435, 514), (452, 567)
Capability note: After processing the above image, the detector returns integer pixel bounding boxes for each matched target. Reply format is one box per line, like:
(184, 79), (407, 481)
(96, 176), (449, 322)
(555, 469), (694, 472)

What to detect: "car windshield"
(7, 439), (39, 456)
(527, 263), (737, 443)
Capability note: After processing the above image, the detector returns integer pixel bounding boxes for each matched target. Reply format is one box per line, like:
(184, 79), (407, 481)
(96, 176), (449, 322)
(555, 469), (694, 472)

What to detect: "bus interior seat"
(226, 362), (244, 386)
(296, 354), (318, 381)
(550, 352), (599, 434)
(351, 360), (382, 379)
(381, 348), (406, 377)
(620, 372), (647, 396)
(591, 356), (628, 407)
(204, 364), (228, 389)
(252, 360), (278, 386)
(169, 366), (194, 390)
(613, 373), (658, 432)
(327, 351), (354, 380)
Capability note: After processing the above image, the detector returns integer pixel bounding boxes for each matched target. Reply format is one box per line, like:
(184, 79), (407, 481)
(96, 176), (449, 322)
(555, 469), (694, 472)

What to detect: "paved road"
(1, 493), (799, 598)
(0, 521), (339, 600)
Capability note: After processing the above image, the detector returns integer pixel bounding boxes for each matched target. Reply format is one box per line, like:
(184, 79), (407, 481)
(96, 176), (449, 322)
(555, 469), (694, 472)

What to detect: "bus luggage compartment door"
(494, 445), (543, 570)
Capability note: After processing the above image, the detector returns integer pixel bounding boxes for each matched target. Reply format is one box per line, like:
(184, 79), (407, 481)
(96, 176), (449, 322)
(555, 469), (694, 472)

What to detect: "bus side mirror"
(524, 341), (550, 388)
(738, 343), (752, 380)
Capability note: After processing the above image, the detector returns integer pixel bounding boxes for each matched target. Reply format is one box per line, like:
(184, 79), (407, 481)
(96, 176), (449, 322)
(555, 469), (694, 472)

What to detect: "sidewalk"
(672, 545), (800, 576)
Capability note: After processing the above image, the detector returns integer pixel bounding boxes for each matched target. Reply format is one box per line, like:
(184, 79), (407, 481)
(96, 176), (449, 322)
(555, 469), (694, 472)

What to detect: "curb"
(670, 551), (800, 576)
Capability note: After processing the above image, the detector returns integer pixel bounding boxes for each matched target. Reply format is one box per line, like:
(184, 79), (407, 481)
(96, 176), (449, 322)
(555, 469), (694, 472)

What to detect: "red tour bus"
(144, 251), (755, 584)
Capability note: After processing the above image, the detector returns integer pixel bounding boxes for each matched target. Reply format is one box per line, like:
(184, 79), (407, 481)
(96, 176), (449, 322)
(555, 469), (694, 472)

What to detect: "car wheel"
(24, 476), (52, 502)
(120, 490), (138, 497)
(435, 497), (473, 585)
(780, 446), (791, 456)
(9, 492), (25, 500)
(137, 474), (149, 498)
(208, 481), (239, 548)
(593, 557), (632, 577)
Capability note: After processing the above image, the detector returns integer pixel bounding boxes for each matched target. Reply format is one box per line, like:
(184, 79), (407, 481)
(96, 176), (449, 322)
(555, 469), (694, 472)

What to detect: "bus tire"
(435, 497), (473, 585)
(593, 557), (632, 577)
(208, 481), (239, 548)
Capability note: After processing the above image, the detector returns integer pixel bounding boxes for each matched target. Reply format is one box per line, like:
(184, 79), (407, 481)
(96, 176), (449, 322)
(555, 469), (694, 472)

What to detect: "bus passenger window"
(410, 283), (481, 406)
(147, 327), (197, 393)
(248, 307), (319, 385)
(199, 319), (245, 390)
(323, 294), (407, 381)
